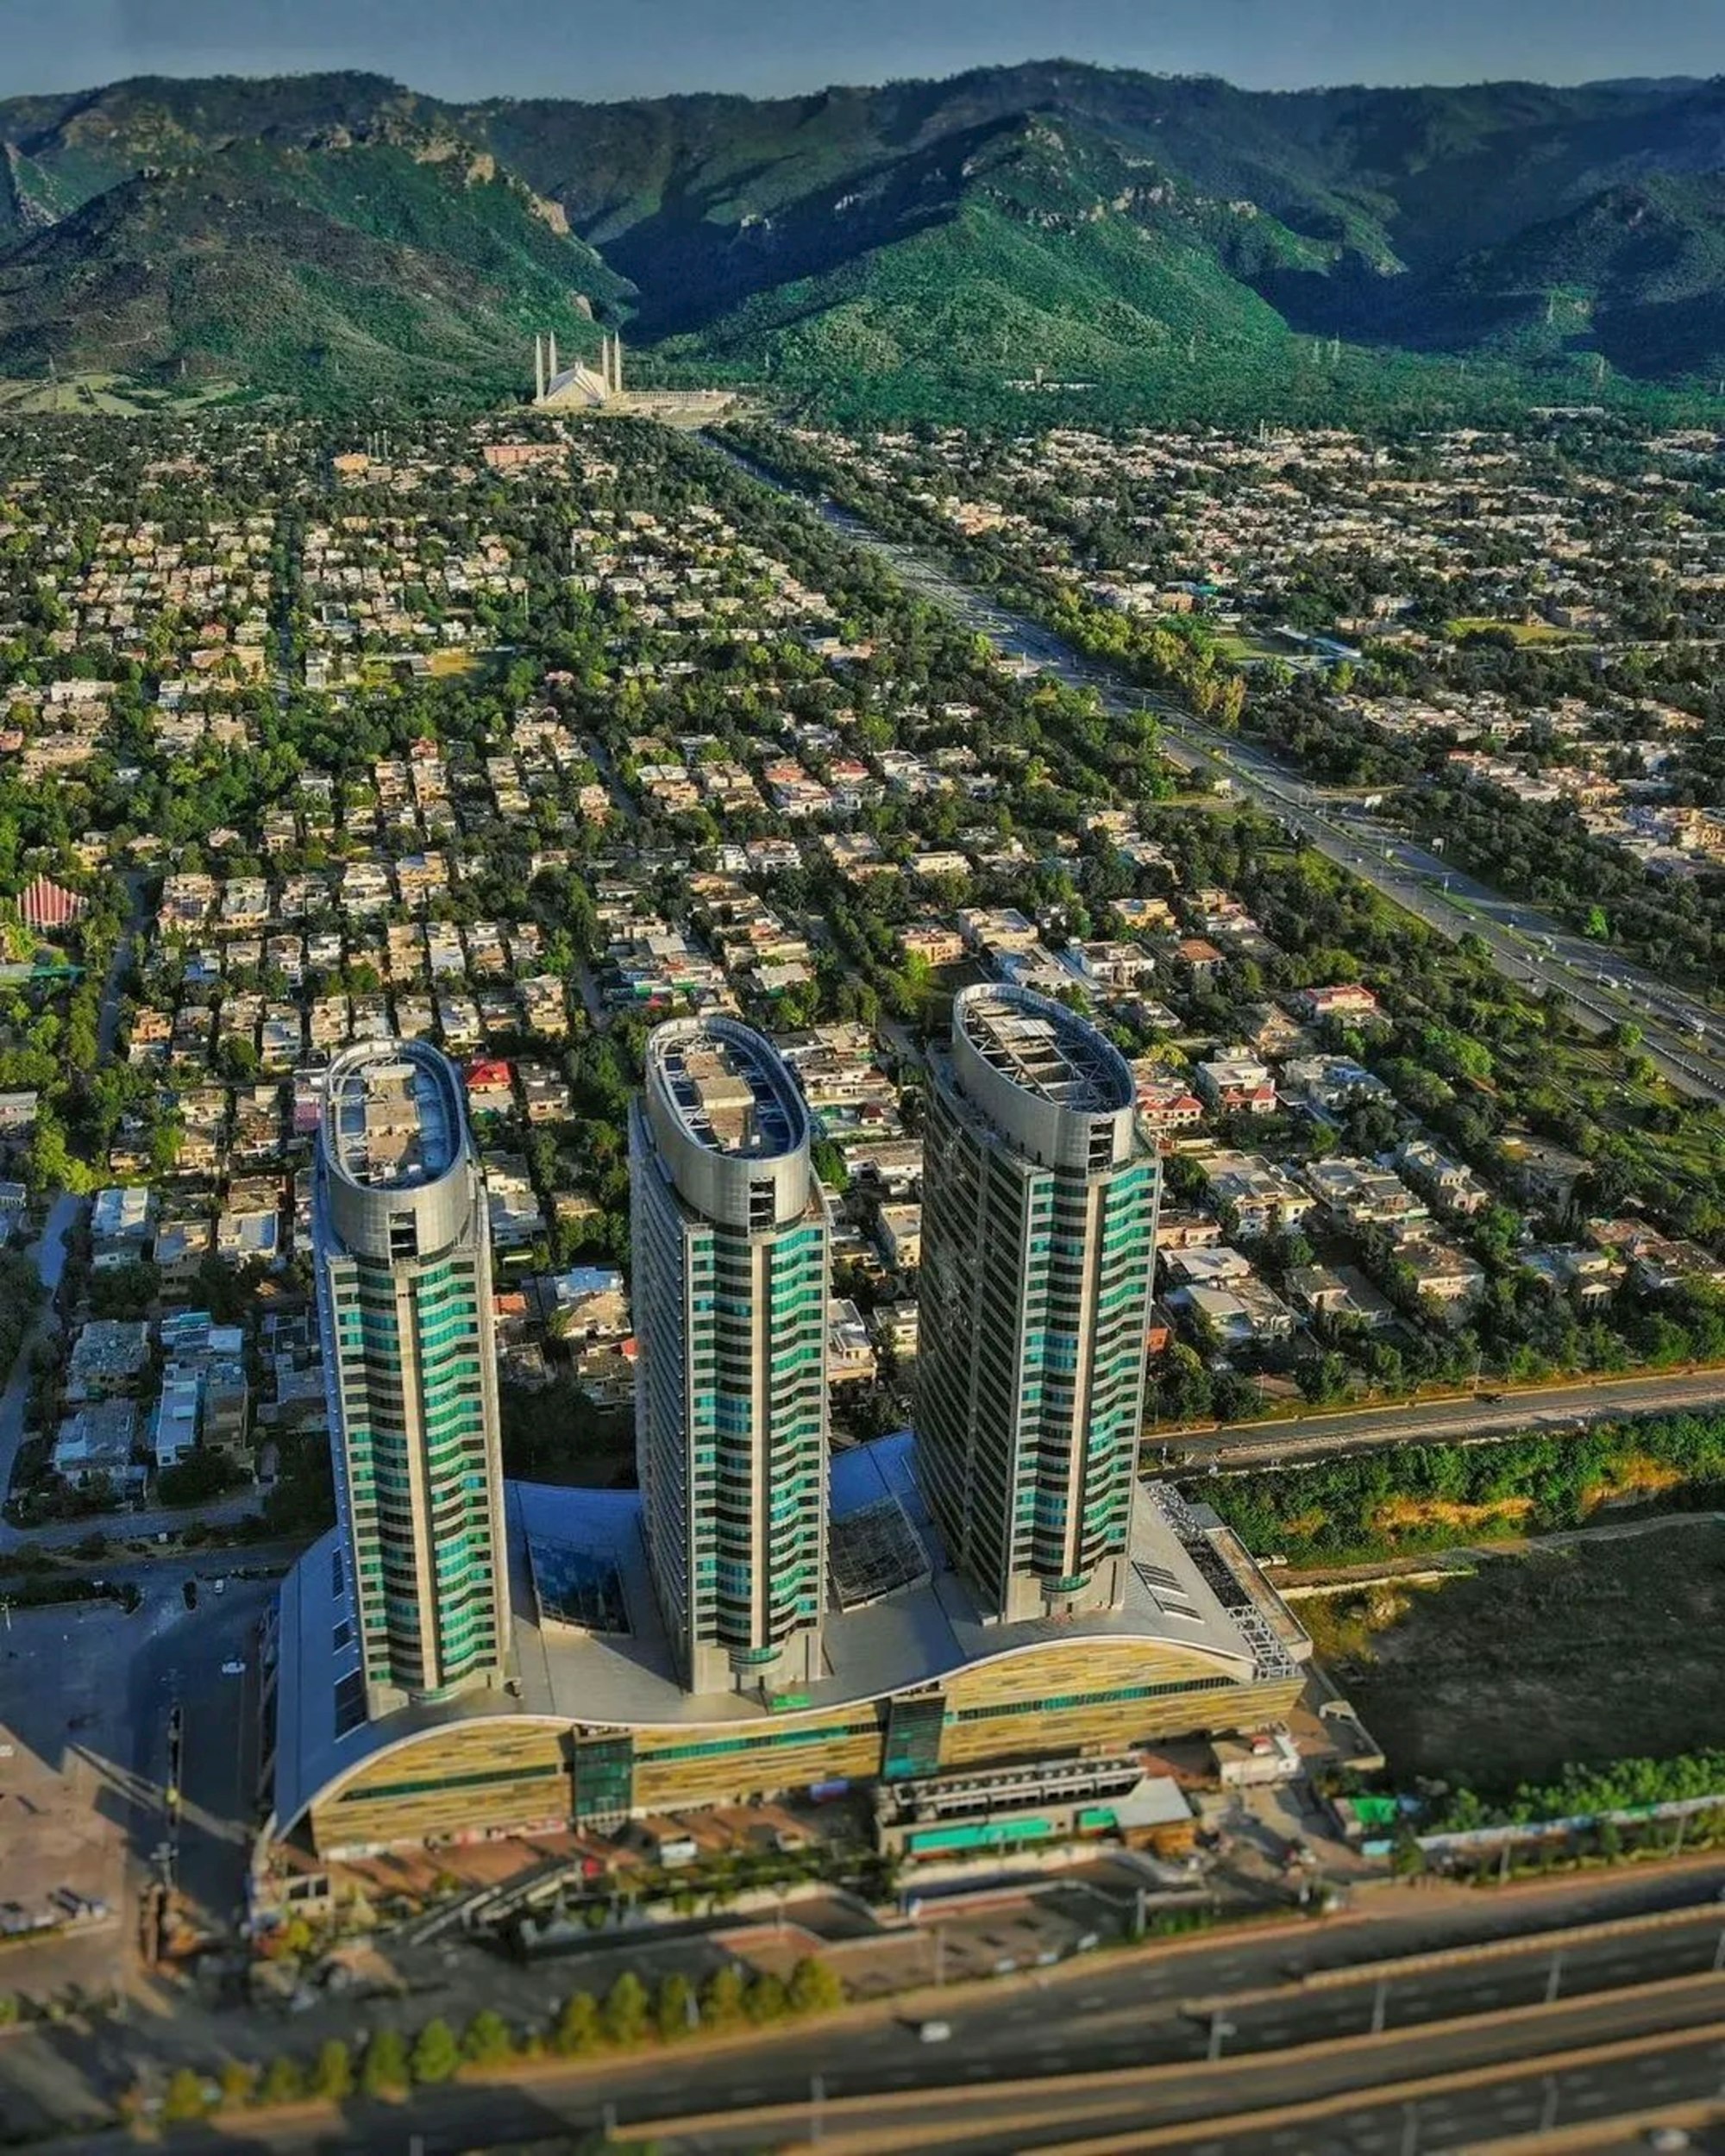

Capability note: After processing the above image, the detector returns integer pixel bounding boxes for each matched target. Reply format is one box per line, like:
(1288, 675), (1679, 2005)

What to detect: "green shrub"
(359, 2027), (408, 2097)
(409, 2018), (461, 2085)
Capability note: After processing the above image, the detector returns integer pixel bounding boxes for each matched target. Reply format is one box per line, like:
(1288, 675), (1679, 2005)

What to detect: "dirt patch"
(1372, 1495), (1536, 1535)
(1300, 1583), (1416, 1666)
(1314, 1520), (1725, 1796)
(1583, 1453), (1686, 1514)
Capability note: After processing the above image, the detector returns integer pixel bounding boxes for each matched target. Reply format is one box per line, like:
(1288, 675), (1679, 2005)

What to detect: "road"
(652, 2006), (1725, 2153)
(706, 437), (1725, 1102)
(94, 869), (151, 1062)
(22, 1864), (1725, 2153)
(1163, 1363), (1725, 1467)
(129, 1570), (273, 1935)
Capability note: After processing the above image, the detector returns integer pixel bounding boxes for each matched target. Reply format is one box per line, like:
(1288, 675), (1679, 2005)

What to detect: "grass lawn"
(1445, 616), (1579, 646)
(0, 372), (242, 414)
(1213, 630), (1290, 664)
(1308, 1520), (1725, 1794)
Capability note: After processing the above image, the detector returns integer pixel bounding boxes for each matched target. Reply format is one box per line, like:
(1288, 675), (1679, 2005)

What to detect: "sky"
(3, 0), (1720, 103)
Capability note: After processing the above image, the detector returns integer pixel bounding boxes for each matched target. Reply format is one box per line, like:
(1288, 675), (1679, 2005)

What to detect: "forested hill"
(0, 63), (1722, 414)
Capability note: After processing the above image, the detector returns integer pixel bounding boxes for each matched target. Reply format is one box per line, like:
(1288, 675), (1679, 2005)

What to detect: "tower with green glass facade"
(919, 983), (1160, 1626)
(315, 1040), (511, 1719)
(630, 1018), (830, 1696)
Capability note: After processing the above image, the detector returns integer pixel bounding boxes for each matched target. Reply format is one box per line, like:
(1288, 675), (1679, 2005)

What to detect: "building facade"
(267, 1459), (1308, 1861)
(630, 1018), (831, 1695)
(919, 985), (1160, 1624)
(314, 1041), (511, 1717)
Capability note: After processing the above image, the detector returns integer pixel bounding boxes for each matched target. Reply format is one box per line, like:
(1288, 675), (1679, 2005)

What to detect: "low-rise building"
(1202, 1154), (1315, 1239)
(1302, 1157), (1428, 1232)
(91, 1185), (156, 1269)
(54, 1401), (143, 1495)
(66, 1319), (151, 1402)
(828, 1298), (878, 1386)
(1396, 1136), (1493, 1217)
(1279, 1056), (1393, 1117)
(1194, 1054), (1277, 1118)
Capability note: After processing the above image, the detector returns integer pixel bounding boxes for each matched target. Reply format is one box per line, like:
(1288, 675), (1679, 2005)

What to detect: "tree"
(552, 1990), (600, 2057)
(309, 2039), (353, 2102)
(216, 2059), (257, 2110)
(360, 2027), (408, 2097)
(787, 1958), (844, 2015)
(699, 1964), (747, 2030)
(258, 2054), (304, 2107)
(410, 2018), (461, 2085)
(600, 1971), (649, 2048)
(811, 1138), (850, 1192)
(655, 1971), (695, 2041)
(461, 2009), (515, 2069)
(160, 2066), (210, 2122)
(744, 1971), (789, 2025)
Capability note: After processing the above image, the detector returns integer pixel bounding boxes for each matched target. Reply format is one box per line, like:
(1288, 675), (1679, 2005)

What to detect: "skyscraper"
(630, 1018), (830, 1695)
(919, 983), (1160, 1624)
(314, 1040), (511, 1717)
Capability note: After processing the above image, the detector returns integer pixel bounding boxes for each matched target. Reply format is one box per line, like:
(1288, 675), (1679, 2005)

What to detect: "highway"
(1160, 1364), (1725, 1467)
(25, 1866), (1725, 2154)
(707, 437), (1725, 1102)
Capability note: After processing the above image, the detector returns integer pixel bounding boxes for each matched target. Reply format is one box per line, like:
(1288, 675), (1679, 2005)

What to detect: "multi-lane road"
(28, 1865), (1723, 2153)
(710, 438), (1725, 1101)
(1164, 1363), (1725, 1468)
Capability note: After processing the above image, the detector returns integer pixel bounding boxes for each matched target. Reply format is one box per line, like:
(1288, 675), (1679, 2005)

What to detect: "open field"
(1306, 1520), (1725, 1792)
(1213, 629), (1292, 664)
(0, 372), (243, 415)
(1445, 615), (1581, 645)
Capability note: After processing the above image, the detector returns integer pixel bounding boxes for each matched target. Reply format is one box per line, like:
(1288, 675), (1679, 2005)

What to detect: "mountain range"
(1, 63), (1722, 415)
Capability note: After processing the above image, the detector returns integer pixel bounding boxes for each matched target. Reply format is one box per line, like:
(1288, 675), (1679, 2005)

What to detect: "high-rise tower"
(918, 984), (1159, 1624)
(630, 1018), (830, 1695)
(314, 1040), (511, 1718)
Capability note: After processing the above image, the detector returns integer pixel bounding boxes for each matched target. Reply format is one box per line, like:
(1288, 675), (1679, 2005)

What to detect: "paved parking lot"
(0, 1600), (137, 1984)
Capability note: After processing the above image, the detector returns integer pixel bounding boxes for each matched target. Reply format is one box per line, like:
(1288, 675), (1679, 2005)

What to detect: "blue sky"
(5, 0), (1719, 101)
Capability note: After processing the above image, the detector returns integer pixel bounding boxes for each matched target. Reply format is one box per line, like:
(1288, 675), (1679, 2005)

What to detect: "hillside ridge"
(0, 60), (1720, 414)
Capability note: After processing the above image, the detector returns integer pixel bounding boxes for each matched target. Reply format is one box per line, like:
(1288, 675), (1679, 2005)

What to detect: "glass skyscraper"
(314, 1040), (511, 1717)
(919, 983), (1160, 1624)
(630, 1018), (830, 1696)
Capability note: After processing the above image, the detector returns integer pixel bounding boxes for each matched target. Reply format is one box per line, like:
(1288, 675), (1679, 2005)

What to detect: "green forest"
(1198, 1410), (1725, 1567)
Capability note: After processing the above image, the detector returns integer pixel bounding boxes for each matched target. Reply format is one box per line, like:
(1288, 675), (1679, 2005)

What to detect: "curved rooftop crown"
(954, 984), (1134, 1116)
(322, 1041), (467, 1194)
(646, 1018), (810, 1162)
